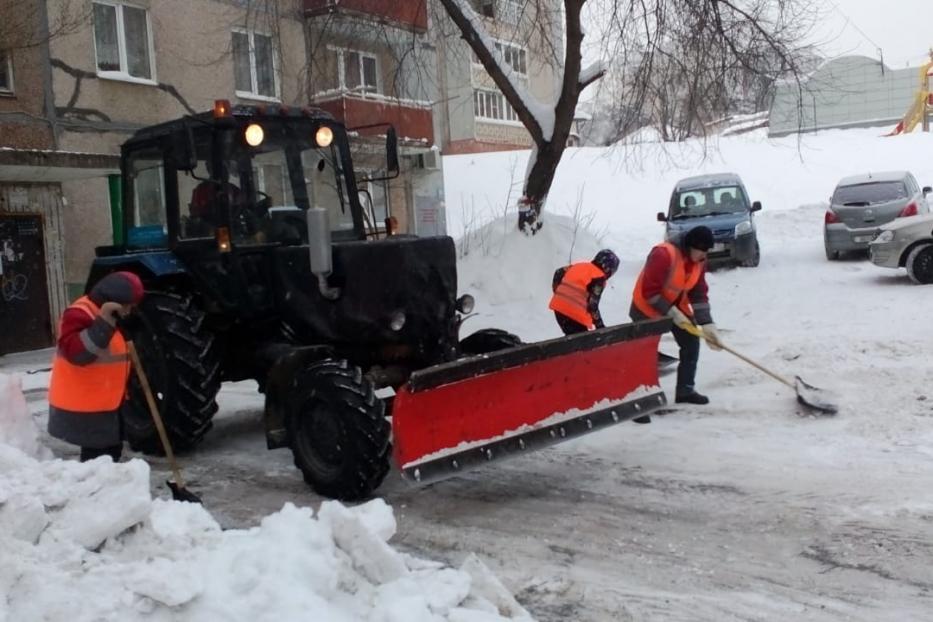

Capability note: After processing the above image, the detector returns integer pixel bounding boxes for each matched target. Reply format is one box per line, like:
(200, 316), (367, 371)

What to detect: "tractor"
(86, 101), (668, 500)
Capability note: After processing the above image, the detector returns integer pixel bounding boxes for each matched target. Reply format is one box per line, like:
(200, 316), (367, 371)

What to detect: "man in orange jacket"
(549, 249), (620, 335)
(630, 226), (723, 405)
(47, 271), (144, 462)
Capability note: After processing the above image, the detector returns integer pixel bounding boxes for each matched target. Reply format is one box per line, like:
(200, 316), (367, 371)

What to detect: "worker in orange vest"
(549, 249), (619, 335)
(630, 226), (722, 405)
(47, 272), (144, 462)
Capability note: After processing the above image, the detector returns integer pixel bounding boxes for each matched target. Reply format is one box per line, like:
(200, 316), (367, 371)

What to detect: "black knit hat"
(88, 271), (145, 305)
(683, 226), (714, 252)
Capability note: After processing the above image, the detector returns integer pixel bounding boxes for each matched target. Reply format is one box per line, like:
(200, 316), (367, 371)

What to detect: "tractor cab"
(120, 100), (397, 254)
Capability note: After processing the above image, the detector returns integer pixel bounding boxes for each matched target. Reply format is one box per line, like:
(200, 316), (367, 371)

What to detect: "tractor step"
(391, 319), (671, 483)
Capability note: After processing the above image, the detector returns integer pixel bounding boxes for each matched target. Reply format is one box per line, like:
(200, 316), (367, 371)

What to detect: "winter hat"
(683, 226), (714, 252)
(89, 271), (145, 305)
(592, 249), (620, 276)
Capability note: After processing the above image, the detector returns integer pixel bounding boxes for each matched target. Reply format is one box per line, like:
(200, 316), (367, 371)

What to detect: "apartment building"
(0, 0), (446, 354)
(432, 0), (562, 154)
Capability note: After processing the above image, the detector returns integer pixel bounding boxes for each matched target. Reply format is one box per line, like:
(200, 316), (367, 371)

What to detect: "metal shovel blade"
(794, 376), (838, 415)
(167, 480), (203, 504)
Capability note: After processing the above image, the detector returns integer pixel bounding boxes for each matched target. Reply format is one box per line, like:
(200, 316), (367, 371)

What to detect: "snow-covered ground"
(3, 126), (933, 620)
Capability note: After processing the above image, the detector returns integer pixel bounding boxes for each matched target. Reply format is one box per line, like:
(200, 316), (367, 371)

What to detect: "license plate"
(853, 235), (872, 243)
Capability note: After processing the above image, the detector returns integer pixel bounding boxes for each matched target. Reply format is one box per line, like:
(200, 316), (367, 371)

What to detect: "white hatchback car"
(869, 213), (933, 284)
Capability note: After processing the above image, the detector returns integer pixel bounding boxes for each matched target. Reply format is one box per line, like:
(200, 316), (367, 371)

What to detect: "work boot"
(675, 391), (709, 405)
(632, 415), (652, 424)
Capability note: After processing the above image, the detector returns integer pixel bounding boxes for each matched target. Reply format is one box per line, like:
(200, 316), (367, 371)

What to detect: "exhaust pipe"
(306, 207), (340, 300)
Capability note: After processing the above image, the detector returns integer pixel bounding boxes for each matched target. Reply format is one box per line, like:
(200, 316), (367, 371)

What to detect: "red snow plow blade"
(392, 319), (670, 484)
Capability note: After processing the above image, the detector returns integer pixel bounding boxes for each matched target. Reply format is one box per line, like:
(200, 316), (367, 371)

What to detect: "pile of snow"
(0, 373), (532, 621)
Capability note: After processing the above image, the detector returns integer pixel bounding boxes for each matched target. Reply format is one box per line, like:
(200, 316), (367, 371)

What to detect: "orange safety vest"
(48, 296), (130, 413)
(632, 242), (702, 319)
(548, 262), (605, 329)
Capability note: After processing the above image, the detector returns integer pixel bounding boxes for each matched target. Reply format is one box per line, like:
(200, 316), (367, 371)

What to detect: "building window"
(334, 48), (379, 94)
(478, 0), (521, 23)
(92, 2), (154, 81)
(473, 88), (519, 123)
(0, 52), (13, 94)
(472, 41), (527, 76)
(233, 30), (278, 100)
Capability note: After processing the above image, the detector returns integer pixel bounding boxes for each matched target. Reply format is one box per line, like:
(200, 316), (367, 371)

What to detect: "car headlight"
(734, 220), (753, 236)
(874, 230), (895, 243)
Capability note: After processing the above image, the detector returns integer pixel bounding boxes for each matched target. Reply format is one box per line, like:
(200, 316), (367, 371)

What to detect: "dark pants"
(554, 312), (588, 335)
(80, 445), (123, 463)
(672, 324), (700, 396)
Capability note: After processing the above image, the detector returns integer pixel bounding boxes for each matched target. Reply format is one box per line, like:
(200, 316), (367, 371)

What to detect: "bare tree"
(434, 0), (817, 231)
(0, 0), (88, 54)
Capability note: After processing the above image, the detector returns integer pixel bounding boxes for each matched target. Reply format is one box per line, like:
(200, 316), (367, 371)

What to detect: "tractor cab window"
(229, 125), (354, 245)
(126, 150), (168, 247)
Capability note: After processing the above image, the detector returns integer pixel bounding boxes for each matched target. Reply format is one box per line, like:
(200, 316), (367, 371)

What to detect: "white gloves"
(666, 307), (692, 330)
(701, 323), (723, 350)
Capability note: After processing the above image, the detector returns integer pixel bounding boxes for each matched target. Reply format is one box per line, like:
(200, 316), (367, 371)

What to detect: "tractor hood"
(272, 236), (459, 367)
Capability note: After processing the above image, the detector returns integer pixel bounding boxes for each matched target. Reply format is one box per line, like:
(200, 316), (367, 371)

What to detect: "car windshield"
(671, 185), (748, 219)
(833, 181), (907, 206)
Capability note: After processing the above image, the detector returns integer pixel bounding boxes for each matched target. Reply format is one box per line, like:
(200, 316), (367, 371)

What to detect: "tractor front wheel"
(288, 359), (391, 500)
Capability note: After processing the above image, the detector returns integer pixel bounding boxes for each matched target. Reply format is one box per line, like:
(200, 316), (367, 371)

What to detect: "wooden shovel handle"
(126, 341), (186, 488)
(684, 323), (796, 389)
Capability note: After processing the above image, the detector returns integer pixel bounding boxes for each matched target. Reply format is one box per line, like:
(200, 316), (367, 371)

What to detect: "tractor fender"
(86, 252), (187, 292)
(263, 345), (335, 449)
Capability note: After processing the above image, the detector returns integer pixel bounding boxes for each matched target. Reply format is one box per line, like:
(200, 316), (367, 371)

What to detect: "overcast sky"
(816, 0), (933, 67)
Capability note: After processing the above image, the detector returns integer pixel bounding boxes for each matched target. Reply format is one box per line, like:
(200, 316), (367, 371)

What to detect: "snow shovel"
(126, 341), (203, 503)
(684, 324), (838, 415)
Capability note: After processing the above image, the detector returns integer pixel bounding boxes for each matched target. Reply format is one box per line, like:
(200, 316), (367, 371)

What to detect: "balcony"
(303, 0), (428, 32)
(314, 92), (434, 147)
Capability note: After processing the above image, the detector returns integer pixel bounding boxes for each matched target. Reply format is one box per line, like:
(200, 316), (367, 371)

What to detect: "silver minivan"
(824, 171), (931, 260)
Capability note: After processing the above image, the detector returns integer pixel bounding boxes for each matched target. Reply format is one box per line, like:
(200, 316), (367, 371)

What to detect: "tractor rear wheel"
(288, 359), (391, 500)
(123, 291), (222, 454)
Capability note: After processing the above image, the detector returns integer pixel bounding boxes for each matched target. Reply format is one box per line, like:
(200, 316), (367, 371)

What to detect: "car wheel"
(742, 241), (760, 267)
(824, 240), (840, 261)
(906, 243), (933, 285)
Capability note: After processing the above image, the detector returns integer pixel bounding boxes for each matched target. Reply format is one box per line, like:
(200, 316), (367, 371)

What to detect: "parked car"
(868, 212), (933, 284)
(824, 171), (931, 260)
(658, 172), (762, 267)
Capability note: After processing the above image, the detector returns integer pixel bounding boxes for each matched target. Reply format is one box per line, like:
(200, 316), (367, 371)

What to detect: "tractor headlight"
(875, 230), (895, 243)
(315, 126), (334, 148)
(389, 311), (406, 332)
(734, 220), (753, 236)
(456, 294), (475, 314)
(245, 123), (264, 147)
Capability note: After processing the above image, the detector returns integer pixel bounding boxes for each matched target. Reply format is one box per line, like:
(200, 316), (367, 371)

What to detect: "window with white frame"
(92, 2), (154, 81)
(233, 30), (278, 99)
(0, 51), (13, 94)
(333, 48), (379, 94)
(473, 88), (519, 123)
(471, 41), (527, 76)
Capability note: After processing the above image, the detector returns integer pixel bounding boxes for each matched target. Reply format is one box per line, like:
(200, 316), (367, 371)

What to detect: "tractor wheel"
(288, 359), (391, 500)
(123, 291), (222, 454)
(906, 243), (933, 284)
(459, 328), (523, 355)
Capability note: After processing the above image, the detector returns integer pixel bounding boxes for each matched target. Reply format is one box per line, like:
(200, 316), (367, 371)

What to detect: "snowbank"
(0, 374), (533, 621)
